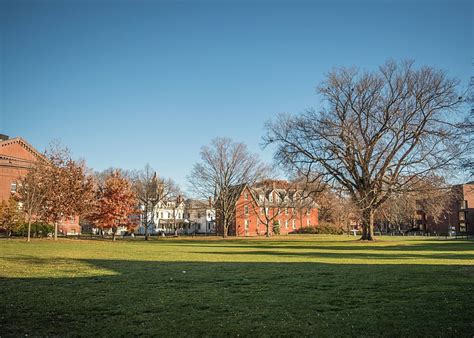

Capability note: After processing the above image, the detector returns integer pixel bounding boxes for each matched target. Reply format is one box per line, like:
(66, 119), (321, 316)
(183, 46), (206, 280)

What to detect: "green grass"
(0, 235), (473, 336)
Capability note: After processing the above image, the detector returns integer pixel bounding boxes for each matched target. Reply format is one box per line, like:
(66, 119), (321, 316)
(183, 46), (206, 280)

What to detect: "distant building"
(418, 182), (474, 235)
(217, 181), (319, 237)
(135, 196), (186, 235)
(184, 198), (216, 235)
(0, 135), (81, 235)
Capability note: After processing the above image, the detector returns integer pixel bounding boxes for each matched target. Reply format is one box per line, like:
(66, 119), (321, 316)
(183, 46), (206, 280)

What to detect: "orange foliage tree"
(38, 145), (95, 240)
(16, 144), (95, 241)
(90, 171), (138, 240)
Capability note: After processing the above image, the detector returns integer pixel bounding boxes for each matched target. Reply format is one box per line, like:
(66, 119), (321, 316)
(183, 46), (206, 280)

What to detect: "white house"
(135, 197), (186, 235)
(183, 199), (216, 235)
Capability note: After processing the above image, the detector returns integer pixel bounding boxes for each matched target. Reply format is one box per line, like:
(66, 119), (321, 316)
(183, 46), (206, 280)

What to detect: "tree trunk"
(143, 209), (149, 240)
(27, 218), (32, 242)
(54, 222), (58, 240)
(361, 208), (375, 240)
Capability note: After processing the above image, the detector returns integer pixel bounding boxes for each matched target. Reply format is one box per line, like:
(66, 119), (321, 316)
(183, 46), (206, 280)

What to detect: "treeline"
(0, 145), (180, 241)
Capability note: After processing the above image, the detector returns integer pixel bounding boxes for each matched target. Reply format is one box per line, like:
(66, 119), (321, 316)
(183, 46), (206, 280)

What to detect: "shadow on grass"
(121, 237), (474, 254)
(192, 250), (474, 261)
(0, 258), (473, 336)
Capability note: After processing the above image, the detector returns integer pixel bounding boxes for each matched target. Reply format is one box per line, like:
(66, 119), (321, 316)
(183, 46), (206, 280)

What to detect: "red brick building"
(219, 182), (319, 236)
(418, 182), (474, 235)
(0, 135), (81, 235)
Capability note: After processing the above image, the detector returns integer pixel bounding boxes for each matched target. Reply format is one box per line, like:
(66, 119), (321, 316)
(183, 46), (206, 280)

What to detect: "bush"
(291, 222), (344, 235)
(272, 221), (281, 235)
(13, 222), (54, 237)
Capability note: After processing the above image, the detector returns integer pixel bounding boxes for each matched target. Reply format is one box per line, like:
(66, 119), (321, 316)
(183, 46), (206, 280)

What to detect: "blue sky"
(1, 0), (472, 190)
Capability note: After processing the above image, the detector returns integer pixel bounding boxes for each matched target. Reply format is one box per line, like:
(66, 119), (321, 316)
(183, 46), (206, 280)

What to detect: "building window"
(197, 224), (201, 230)
(285, 220), (288, 229)
(244, 205), (249, 215)
(244, 219), (249, 230)
(260, 207), (264, 215)
(307, 208), (311, 216)
(244, 192), (248, 200)
(292, 220), (296, 229)
(198, 212), (201, 218)
(285, 208), (289, 215)
(269, 193), (273, 202)
(10, 182), (17, 193)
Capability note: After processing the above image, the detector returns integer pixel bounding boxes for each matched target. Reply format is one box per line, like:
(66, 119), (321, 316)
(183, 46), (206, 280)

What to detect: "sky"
(0, 0), (472, 190)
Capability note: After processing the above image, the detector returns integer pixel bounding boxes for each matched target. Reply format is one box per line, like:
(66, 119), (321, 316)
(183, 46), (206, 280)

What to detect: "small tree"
(0, 197), (24, 237)
(132, 164), (180, 240)
(90, 171), (137, 240)
(16, 161), (45, 242)
(33, 144), (95, 240)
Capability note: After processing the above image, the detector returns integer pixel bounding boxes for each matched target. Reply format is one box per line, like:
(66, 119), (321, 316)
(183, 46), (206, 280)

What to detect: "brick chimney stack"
(0, 134), (9, 141)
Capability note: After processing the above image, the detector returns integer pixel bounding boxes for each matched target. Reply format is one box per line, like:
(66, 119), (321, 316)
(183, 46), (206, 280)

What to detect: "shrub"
(272, 221), (281, 235)
(291, 222), (344, 235)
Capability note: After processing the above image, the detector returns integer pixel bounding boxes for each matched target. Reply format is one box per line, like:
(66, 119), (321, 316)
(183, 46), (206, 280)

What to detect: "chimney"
(0, 134), (9, 141)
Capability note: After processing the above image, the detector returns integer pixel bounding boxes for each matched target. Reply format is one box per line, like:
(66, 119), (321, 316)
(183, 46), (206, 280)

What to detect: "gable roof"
(0, 137), (43, 160)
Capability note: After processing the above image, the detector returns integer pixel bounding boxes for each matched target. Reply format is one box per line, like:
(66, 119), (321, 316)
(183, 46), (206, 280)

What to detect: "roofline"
(0, 137), (44, 160)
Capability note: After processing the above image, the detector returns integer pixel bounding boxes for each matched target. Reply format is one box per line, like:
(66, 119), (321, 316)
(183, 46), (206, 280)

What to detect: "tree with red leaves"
(91, 171), (138, 240)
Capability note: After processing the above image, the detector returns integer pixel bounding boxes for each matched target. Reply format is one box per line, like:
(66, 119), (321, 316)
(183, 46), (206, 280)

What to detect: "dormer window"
(10, 182), (17, 193)
(269, 193), (273, 202)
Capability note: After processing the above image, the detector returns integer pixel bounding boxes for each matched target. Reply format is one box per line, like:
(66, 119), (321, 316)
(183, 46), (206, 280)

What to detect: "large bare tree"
(188, 138), (268, 237)
(264, 60), (469, 240)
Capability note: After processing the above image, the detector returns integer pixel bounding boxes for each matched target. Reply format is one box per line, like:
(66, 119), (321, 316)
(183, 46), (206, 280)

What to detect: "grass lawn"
(0, 235), (473, 336)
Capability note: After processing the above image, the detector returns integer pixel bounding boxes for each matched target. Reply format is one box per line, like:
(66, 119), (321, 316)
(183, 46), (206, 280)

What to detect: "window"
(198, 212), (201, 218)
(285, 220), (288, 229)
(307, 208), (311, 216)
(307, 219), (311, 226)
(275, 194), (280, 202)
(269, 193), (273, 202)
(10, 182), (17, 193)
(197, 224), (201, 230)
(244, 219), (249, 230)
(292, 220), (296, 229)
(244, 205), (249, 215)
(260, 207), (264, 215)
(167, 212), (171, 218)
(285, 208), (289, 215)
(244, 192), (248, 200)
